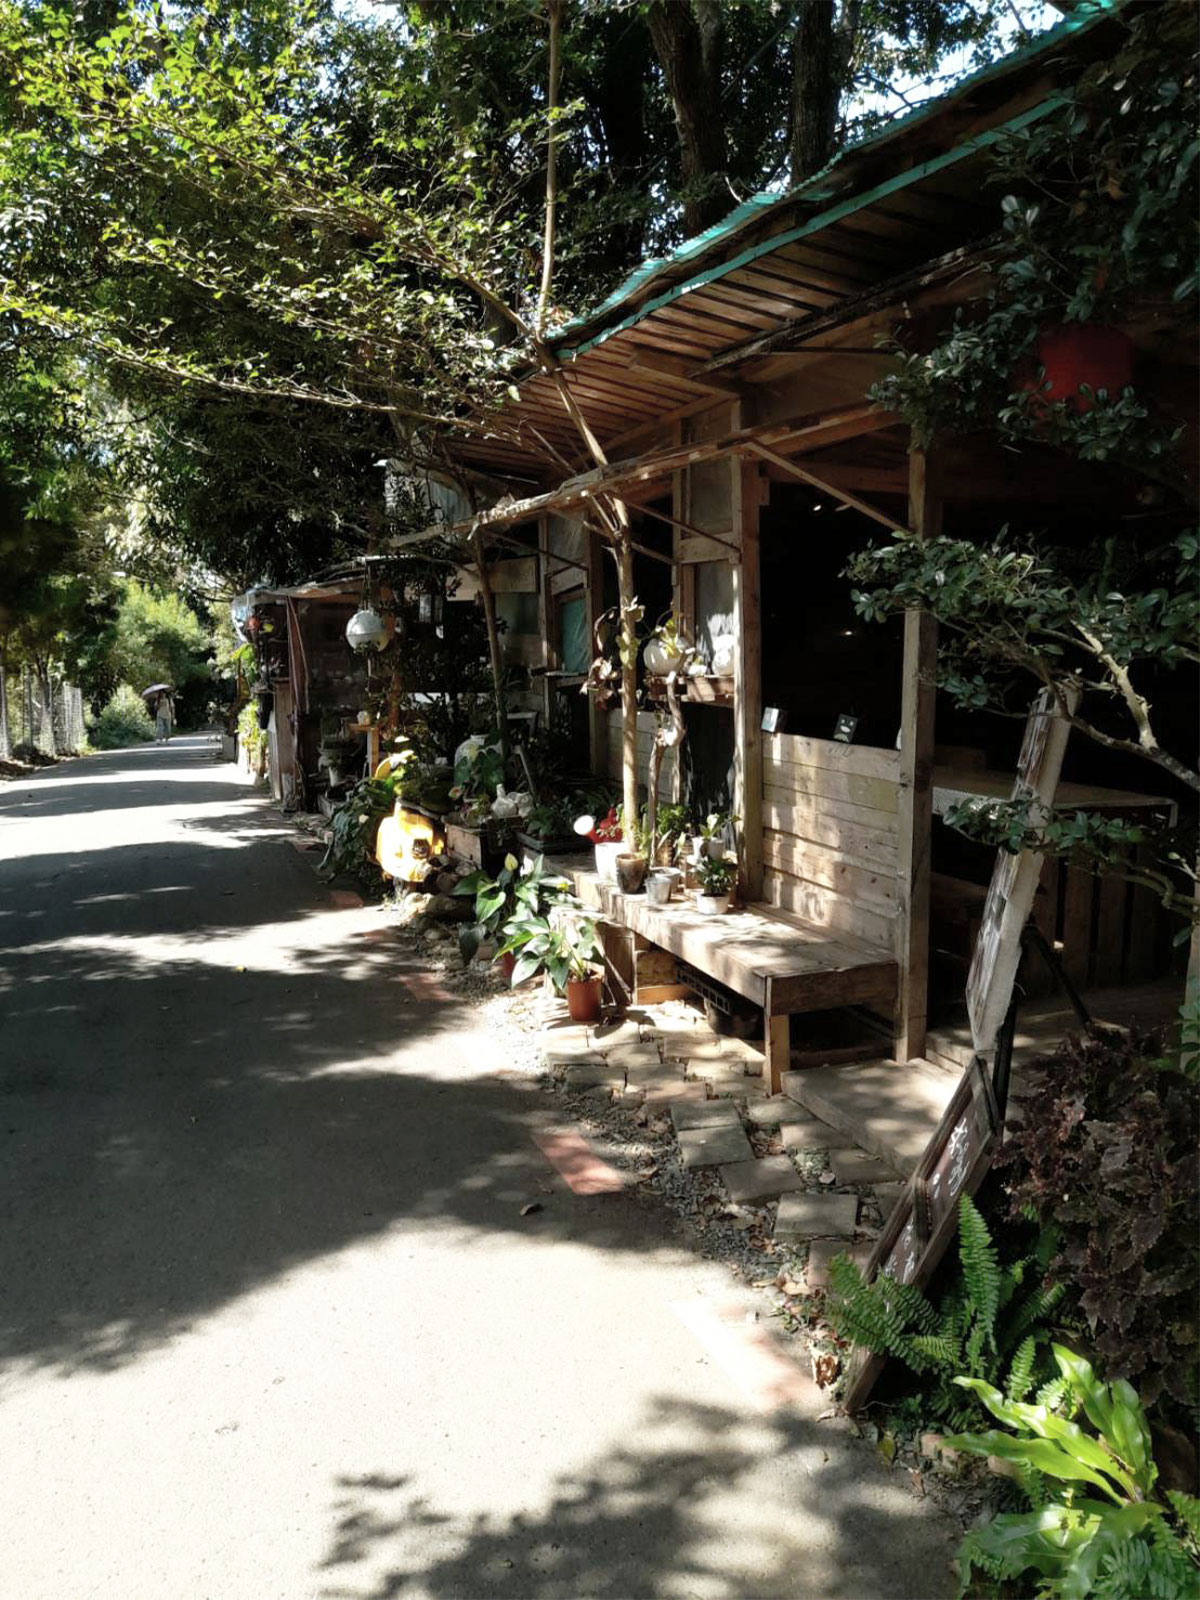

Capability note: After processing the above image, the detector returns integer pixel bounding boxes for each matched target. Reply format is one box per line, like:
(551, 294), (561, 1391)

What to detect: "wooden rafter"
(743, 441), (910, 533)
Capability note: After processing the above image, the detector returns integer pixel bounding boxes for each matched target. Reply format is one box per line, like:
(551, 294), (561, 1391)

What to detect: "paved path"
(0, 739), (956, 1599)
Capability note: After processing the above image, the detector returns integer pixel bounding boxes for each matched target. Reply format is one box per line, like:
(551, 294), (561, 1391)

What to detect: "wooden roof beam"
(627, 349), (745, 398)
(744, 440), (911, 534)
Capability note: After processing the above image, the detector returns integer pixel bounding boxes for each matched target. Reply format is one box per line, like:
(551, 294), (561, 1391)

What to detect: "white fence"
(0, 665), (86, 760)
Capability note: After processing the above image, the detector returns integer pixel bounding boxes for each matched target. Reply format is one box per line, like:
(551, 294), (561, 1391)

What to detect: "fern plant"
(826, 1194), (1067, 1431)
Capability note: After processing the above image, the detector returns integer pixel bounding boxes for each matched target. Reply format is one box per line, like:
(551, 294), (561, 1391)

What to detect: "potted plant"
(613, 804), (648, 894)
(453, 853), (566, 972)
(650, 801), (690, 868)
(643, 613), (694, 678)
(574, 805), (624, 882)
(498, 906), (605, 1021)
(694, 854), (735, 915)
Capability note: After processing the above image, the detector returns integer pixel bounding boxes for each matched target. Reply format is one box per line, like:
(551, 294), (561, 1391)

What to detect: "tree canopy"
(0, 0), (1048, 593)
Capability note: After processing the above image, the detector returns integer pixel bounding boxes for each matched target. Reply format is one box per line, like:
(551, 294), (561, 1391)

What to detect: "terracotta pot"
(615, 852), (648, 894)
(566, 975), (603, 1022)
(496, 950), (516, 984)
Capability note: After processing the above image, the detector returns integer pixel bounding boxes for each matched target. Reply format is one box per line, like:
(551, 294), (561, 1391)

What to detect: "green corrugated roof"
(551, 0), (1117, 362)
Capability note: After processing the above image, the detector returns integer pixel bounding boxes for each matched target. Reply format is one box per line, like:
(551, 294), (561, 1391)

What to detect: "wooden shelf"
(647, 674), (734, 707)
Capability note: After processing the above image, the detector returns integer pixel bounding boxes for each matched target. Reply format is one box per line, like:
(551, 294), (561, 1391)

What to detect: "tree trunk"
(616, 536), (639, 836)
(646, 0), (729, 235)
(790, 0), (858, 183)
(470, 529), (510, 760)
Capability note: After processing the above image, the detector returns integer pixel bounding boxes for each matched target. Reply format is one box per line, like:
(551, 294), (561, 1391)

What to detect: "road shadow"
(0, 873), (696, 1376)
(316, 1394), (954, 1600)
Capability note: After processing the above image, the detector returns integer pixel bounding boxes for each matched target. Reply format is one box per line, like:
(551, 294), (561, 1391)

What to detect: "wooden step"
(780, 1057), (957, 1178)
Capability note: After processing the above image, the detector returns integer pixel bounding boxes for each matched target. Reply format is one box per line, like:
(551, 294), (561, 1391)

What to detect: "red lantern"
(1020, 325), (1134, 414)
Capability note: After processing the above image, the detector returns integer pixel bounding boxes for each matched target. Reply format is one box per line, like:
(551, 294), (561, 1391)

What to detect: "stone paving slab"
(676, 1036), (765, 1066)
(605, 1042), (663, 1071)
(746, 1100), (815, 1128)
(871, 1181), (908, 1212)
(707, 1077), (768, 1102)
(563, 1060), (625, 1092)
(805, 1238), (873, 1290)
(719, 1156), (808, 1204)
(830, 1149), (903, 1186)
(590, 1019), (643, 1050)
(670, 1098), (741, 1133)
(678, 1124), (755, 1169)
(781, 1118), (861, 1153)
(644, 1080), (709, 1109)
(685, 1057), (756, 1083)
(774, 1193), (861, 1241)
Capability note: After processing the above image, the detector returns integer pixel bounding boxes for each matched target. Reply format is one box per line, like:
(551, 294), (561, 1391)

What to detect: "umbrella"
(141, 683), (173, 698)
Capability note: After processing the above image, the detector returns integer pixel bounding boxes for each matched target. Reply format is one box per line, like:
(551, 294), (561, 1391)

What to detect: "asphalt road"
(0, 738), (956, 1600)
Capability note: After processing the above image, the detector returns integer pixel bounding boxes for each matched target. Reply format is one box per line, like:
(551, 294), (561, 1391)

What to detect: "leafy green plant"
(452, 853), (567, 965)
(826, 1195), (1067, 1432)
(948, 1345), (1200, 1600)
(698, 810), (736, 845)
(523, 796), (578, 843)
(319, 774), (397, 881)
(452, 742), (504, 807)
(996, 1026), (1200, 1416)
(648, 800), (691, 864)
(91, 683), (156, 749)
(695, 855), (736, 896)
(497, 905), (602, 991)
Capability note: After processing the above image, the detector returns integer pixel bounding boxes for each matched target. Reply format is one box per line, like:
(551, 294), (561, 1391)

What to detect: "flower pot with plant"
(497, 904), (605, 1021)
(643, 613), (694, 679)
(694, 854), (735, 915)
(575, 805), (625, 882)
(453, 853), (566, 969)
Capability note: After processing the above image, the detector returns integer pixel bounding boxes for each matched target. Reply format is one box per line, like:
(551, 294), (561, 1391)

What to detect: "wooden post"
(733, 456), (765, 903)
(585, 521), (606, 776)
(537, 514), (555, 728)
(895, 447), (940, 1062)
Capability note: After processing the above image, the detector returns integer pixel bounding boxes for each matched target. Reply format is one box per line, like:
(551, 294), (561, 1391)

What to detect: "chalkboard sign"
(842, 1057), (1000, 1409)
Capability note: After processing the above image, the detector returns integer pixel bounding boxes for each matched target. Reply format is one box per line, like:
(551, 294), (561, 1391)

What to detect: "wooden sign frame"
(842, 1055), (1001, 1410)
(841, 687), (1075, 1411)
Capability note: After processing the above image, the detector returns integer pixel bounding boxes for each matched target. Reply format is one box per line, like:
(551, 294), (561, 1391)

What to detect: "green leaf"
(941, 1428), (1125, 1501)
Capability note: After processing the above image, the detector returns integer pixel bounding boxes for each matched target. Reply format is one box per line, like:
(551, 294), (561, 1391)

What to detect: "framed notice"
(761, 706), (786, 734)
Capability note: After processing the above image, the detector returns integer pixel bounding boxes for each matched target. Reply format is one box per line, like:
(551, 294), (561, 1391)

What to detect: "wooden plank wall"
(603, 709), (676, 800)
(761, 732), (900, 951)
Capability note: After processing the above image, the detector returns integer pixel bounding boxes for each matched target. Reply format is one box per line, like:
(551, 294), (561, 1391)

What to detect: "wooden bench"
(573, 872), (898, 1093)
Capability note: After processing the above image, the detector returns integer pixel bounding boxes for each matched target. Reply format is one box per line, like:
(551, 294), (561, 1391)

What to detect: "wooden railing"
(761, 733), (900, 951)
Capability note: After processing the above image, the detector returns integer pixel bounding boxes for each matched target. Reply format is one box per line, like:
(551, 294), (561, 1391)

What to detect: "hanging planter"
(1019, 325), (1134, 415)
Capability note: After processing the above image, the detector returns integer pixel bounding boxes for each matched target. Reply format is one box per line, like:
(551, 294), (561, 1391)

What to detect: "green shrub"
(91, 684), (155, 749)
(236, 700), (268, 760)
(948, 1345), (1200, 1599)
(319, 774), (397, 881)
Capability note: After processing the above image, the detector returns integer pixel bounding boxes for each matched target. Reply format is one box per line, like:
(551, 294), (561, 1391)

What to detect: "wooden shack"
(396, 7), (1195, 1129)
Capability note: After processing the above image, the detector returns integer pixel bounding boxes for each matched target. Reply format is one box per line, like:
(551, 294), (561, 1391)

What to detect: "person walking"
(152, 689), (174, 743)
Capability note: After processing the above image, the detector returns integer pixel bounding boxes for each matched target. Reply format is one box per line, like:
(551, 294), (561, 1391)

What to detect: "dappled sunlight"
(316, 1395), (952, 1600)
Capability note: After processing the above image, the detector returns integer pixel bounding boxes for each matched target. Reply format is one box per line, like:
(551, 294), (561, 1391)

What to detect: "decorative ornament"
(345, 608), (388, 653)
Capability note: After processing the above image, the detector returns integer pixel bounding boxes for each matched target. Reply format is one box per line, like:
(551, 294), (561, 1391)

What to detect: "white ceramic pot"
(644, 637), (685, 677)
(594, 840), (624, 883)
(695, 891), (731, 916)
